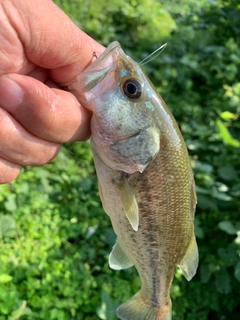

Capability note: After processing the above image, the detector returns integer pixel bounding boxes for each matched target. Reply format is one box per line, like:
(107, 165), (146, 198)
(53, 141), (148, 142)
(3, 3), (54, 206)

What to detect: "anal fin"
(109, 241), (133, 270)
(178, 233), (198, 281)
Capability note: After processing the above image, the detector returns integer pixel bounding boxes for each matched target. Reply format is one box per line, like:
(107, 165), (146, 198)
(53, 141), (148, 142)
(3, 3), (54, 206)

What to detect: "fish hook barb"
(93, 52), (98, 59)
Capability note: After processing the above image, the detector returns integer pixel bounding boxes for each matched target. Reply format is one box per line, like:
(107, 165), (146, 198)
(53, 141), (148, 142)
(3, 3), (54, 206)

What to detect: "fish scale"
(65, 41), (198, 320)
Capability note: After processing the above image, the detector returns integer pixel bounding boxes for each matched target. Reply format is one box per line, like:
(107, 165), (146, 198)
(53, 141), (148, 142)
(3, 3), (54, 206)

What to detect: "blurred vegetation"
(0, 0), (240, 319)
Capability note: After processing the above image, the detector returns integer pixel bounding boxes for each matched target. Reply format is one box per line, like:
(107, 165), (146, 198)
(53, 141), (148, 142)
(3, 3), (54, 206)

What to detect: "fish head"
(67, 41), (161, 174)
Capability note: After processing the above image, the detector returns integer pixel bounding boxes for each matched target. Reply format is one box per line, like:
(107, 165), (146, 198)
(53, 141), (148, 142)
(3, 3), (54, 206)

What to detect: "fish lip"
(88, 41), (122, 70)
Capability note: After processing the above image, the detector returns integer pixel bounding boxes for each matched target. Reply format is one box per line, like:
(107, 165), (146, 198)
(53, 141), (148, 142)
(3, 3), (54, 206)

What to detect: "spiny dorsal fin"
(178, 233), (198, 281)
(109, 240), (133, 270)
(116, 175), (139, 231)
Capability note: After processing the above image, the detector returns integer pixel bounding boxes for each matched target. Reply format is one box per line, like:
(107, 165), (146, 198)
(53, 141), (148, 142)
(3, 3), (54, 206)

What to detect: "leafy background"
(0, 0), (239, 319)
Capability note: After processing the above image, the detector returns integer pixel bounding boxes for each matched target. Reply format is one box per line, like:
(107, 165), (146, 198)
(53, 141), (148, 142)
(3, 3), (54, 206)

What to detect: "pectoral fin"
(116, 176), (139, 231)
(178, 233), (199, 281)
(109, 240), (133, 270)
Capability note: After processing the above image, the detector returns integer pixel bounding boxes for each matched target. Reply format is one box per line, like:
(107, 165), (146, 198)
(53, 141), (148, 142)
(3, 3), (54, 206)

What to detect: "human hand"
(0, 0), (105, 183)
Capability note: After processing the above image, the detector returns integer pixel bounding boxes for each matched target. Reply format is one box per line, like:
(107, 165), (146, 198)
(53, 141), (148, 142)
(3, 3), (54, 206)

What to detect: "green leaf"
(9, 301), (31, 320)
(50, 308), (66, 320)
(80, 178), (93, 192)
(236, 222), (240, 232)
(218, 221), (236, 235)
(215, 267), (231, 294)
(200, 264), (212, 283)
(196, 162), (213, 173)
(216, 119), (240, 147)
(85, 225), (98, 240)
(97, 290), (119, 320)
(4, 194), (17, 212)
(0, 214), (17, 239)
(220, 111), (236, 121)
(217, 247), (238, 267)
(234, 262), (240, 282)
(0, 274), (13, 284)
(194, 218), (205, 239)
(195, 186), (211, 195)
(0, 302), (9, 315)
(180, 54), (199, 69)
(197, 194), (217, 211)
(218, 164), (238, 181)
(212, 189), (232, 201)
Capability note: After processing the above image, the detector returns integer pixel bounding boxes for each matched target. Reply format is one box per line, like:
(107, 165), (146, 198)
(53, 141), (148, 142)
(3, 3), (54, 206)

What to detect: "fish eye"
(122, 78), (142, 99)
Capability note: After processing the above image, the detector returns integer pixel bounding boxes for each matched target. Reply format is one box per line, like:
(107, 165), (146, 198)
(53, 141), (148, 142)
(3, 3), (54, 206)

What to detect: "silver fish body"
(66, 41), (198, 320)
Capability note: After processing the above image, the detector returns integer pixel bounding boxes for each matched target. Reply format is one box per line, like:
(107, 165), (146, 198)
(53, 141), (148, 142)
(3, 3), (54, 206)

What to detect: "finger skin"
(0, 0), (105, 79)
(0, 158), (20, 184)
(0, 74), (92, 142)
(0, 0), (105, 184)
(0, 108), (60, 166)
(0, 0), (105, 144)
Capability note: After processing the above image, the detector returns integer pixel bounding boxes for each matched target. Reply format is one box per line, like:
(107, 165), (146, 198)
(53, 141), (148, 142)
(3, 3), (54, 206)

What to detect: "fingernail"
(0, 76), (23, 112)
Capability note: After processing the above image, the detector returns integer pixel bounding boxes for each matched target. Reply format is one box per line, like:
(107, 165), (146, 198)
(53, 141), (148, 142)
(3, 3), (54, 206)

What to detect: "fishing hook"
(139, 43), (167, 66)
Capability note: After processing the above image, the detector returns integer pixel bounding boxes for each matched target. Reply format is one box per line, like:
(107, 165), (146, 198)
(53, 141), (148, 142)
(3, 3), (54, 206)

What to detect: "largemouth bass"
(66, 41), (198, 320)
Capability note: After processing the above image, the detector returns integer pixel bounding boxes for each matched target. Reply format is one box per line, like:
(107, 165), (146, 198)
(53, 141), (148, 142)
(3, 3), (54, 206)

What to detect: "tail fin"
(116, 292), (171, 320)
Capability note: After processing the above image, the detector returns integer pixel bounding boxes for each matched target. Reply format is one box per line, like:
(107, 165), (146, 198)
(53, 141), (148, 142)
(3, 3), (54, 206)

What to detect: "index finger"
(6, 0), (105, 81)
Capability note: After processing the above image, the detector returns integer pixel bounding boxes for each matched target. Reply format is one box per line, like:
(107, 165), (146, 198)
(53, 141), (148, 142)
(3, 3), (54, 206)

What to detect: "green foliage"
(0, 143), (139, 319)
(1, 0), (240, 319)
(55, 0), (176, 56)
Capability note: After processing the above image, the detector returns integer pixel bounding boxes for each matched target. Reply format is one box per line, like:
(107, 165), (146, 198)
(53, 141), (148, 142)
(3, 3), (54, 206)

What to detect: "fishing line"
(139, 43), (167, 66)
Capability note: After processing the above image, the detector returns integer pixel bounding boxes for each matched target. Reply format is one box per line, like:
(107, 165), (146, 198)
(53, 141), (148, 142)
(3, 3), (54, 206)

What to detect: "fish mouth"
(91, 41), (121, 66)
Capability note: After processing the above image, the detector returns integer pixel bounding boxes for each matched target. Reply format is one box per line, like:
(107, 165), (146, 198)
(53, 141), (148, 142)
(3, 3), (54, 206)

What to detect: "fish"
(65, 41), (198, 320)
